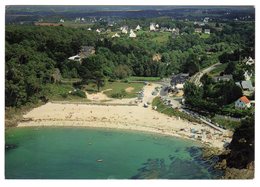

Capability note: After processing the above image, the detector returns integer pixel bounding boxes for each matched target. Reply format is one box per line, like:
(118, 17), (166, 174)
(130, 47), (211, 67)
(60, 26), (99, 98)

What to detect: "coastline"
(17, 102), (232, 149)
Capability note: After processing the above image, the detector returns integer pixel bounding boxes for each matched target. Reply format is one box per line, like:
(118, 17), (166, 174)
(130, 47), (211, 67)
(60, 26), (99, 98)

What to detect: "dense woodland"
(5, 18), (254, 108)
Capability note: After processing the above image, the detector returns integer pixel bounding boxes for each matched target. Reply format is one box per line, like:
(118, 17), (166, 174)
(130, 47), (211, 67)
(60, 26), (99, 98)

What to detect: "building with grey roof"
(241, 80), (254, 91)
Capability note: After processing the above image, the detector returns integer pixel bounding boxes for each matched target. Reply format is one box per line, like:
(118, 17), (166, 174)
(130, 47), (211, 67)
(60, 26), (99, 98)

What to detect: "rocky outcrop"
(222, 164), (254, 179)
(216, 116), (255, 179)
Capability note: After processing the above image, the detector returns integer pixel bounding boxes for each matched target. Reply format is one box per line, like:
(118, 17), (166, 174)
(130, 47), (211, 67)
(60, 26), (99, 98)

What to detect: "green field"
(127, 76), (161, 82)
(200, 33), (210, 39)
(208, 63), (227, 77)
(150, 32), (172, 44)
(44, 83), (88, 101)
(211, 116), (241, 130)
(152, 97), (200, 123)
(61, 21), (93, 28)
(61, 78), (82, 83)
(109, 30), (171, 45)
(84, 81), (144, 98)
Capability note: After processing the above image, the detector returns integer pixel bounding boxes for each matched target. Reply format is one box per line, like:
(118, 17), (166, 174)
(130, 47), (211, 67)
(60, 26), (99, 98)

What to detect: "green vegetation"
(211, 116), (241, 130)
(222, 115), (254, 169)
(5, 102), (45, 127)
(184, 78), (243, 115)
(5, 17), (255, 112)
(44, 83), (88, 101)
(84, 81), (144, 98)
(208, 63), (227, 76)
(103, 82), (144, 98)
(6, 25), (99, 107)
(61, 78), (82, 84)
(200, 33), (210, 39)
(150, 32), (172, 44)
(152, 97), (200, 123)
(127, 76), (161, 82)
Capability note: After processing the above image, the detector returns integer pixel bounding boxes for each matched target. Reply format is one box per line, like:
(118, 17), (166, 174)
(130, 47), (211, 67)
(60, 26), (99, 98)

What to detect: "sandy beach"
(17, 84), (232, 149)
(18, 104), (231, 149)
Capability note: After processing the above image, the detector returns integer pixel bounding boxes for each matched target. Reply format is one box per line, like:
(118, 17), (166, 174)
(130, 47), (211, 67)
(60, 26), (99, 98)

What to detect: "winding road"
(189, 63), (221, 86)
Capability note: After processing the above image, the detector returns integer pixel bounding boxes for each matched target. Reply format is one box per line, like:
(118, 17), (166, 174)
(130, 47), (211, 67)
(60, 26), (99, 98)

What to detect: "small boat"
(96, 159), (103, 162)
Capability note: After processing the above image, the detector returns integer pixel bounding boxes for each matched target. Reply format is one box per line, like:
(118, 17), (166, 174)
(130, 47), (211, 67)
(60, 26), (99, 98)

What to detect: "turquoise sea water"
(5, 127), (222, 179)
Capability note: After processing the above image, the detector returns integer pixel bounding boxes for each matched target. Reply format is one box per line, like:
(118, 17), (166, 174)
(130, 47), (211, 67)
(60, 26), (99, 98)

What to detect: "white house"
(150, 23), (156, 31)
(87, 28), (92, 31)
(244, 71), (253, 81)
(121, 26), (128, 34)
(136, 25), (141, 31)
(112, 33), (120, 38)
(175, 83), (184, 90)
(75, 17), (80, 22)
(68, 55), (81, 62)
(96, 29), (101, 33)
(235, 96), (251, 109)
(204, 29), (210, 34)
(60, 19), (65, 23)
(203, 17), (210, 23)
(195, 28), (202, 33)
(155, 24), (159, 28)
(241, 80), (254, 91)
(246, 57), (255, 66)
(129, 29), (136, 38)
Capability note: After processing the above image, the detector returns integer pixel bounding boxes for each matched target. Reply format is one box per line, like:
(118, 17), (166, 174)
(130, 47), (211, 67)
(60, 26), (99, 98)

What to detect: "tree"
(114, 65), (132, 79)
(80, 55), (105, 92)
(92, 71), (105, 92)
(226, 115), (254, 169)
(184, 82), (203, 99)
(233, 69), (245, 82)
(224, 61), (236, 74)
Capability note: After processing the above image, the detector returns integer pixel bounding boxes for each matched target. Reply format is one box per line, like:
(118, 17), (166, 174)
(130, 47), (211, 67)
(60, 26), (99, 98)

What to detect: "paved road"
(180, 108), (227, 132)
(190, 63), (221, 86)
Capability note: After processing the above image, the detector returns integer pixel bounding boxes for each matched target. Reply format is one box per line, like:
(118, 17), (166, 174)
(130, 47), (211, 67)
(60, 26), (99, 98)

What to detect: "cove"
(5, 127), (222, 179)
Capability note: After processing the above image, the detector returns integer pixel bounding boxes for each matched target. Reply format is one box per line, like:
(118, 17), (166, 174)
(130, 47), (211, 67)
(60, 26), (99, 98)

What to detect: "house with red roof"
(235, 96), (251, 109)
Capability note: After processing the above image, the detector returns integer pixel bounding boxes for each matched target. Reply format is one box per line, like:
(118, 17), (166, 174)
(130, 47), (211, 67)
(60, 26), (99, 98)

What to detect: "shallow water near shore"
(5, 127), (222, 179)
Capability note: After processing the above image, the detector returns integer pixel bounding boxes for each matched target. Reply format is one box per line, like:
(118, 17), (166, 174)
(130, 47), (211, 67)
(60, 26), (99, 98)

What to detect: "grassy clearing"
(152, 97), (200, 123)
(60, 78), (82, 84)
(44, 83), (89, 101)
(62, 21), (93, 28)
(208, 63), (227, 77)
(200, 33), (210, 39)
(84, 81), (144, 98)
(211, 116), (241, 130)
(151, 32), (171, 44)
(127, 76), (161, 82)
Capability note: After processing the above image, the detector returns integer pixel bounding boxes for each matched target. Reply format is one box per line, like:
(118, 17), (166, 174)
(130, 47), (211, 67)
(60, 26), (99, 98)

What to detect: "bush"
(123, 79), (129, 83)
(111, 89), (127, 98)
(61, 93), (68, 98)
(108, 78), (115, 82)
(72, 89), (86, 98)
(221, 108), (251, 118)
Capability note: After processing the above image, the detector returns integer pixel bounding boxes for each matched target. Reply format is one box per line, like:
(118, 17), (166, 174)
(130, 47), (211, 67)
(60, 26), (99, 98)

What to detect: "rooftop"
(238, 96), (250, 104)
(241, 80), (254, 91)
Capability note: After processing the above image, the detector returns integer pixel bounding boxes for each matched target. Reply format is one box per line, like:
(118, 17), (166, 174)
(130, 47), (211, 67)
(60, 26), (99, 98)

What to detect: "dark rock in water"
(131, 155), (220, 179)
(5, 144), (18, 151)
(187, 146), (201, 158)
